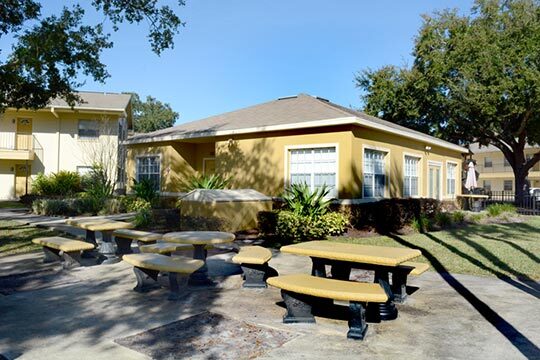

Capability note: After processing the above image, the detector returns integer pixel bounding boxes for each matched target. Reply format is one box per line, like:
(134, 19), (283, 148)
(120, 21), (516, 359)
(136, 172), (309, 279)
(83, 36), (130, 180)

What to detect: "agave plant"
(283, 183), (332, 218)
(185, 174), (231, 191)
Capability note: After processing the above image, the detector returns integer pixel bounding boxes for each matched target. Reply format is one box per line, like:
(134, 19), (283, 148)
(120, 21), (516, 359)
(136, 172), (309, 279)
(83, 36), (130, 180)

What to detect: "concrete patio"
(0, 248), (539, 359)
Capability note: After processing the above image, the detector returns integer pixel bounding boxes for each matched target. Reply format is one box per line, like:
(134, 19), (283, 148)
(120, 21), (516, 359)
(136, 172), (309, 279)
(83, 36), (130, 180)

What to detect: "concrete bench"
(112, 229), (162, 256)
(232, 246), (277, 288)
(32, 237), (95, 269)
(267, 274), (389, 340)
(391, 262), (430, 303)
(123, 253), (204, 300)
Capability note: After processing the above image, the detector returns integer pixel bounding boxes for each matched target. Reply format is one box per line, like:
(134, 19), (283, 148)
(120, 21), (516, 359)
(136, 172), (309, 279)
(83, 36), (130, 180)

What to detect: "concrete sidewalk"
(0, 250), (539, 359)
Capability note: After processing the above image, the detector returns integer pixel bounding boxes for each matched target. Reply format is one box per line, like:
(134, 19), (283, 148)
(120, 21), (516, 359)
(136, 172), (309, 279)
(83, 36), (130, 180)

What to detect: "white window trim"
(283, 143), (340, 196)
(427, 160), (443, 200)
(362, 145), (390, 199)
(445, 160), (458, 199)
(403, 153), (422, 198)
(202, 157), (215, 175)
(135, 153), (162, 192)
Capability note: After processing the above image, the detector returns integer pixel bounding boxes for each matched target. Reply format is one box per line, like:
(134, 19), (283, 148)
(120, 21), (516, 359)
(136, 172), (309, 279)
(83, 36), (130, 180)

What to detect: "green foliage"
(486, 203), (517, 217)
(257, 211), (278, 235)
(0, 1), (185, 110)
(411, 214), (431, 233)
(31, 171), (82, 196)
(276, 210), (348, 242)
(356, 0), (540, 196)
(134, 208), (152, 228)
(179, 215), (231, 232)
(435, 212), (452, 228)
(130, 93), (179, 133)
(123, 197), (152, 213)
(468, 213), (486, 224)
(185, 174), (231, 191)
(452, 211), (466, 224)
(132, 178), (159, 203)
(283, 183), (332, 218)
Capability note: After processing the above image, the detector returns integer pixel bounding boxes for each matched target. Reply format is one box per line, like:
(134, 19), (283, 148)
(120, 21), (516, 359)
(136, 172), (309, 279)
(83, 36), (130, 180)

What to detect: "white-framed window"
(403, 156), (420, 197)
(136, 156), (161, 191)
(363, 149), (386, 198)
(76, 166), (93, 176)
(289, 147), (337, 198)
(446, 162), (457, 197)
(484, 157), (493, 168)
(504, 180), (513, 191)
(78, 120), (99, 138)
(483, 180), (491, 191)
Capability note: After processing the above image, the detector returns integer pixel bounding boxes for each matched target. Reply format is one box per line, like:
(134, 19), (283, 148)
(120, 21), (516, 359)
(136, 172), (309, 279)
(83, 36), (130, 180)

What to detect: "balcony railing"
(0, 132), (33, 151)
(476, 160), (540, 173)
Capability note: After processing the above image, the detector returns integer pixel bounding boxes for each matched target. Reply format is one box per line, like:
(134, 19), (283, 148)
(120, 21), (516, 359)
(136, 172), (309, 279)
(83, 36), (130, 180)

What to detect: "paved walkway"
(0, 248), (539, 359)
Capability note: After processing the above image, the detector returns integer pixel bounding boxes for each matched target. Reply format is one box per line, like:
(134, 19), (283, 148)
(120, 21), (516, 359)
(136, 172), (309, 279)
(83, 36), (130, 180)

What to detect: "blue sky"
(2, 0), (474, 124)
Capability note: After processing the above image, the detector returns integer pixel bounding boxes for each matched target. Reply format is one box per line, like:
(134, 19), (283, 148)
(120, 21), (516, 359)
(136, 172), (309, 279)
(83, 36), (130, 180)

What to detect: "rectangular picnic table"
(280, 240), (422, 320)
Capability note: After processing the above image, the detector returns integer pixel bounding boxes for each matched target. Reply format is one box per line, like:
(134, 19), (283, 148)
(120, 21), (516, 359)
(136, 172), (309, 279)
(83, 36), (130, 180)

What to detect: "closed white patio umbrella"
(465, 161), (477, 193)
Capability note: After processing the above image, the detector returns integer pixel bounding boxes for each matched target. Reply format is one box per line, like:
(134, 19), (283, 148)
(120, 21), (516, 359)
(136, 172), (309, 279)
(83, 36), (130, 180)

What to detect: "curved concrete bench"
(232, 246), (277, 288)
(267, 274), (389, 340)
(123, 253), (204, 300)
(32, 237), (95, 269)
(392, 261), (430, 303)
(112, 229), (162, 256)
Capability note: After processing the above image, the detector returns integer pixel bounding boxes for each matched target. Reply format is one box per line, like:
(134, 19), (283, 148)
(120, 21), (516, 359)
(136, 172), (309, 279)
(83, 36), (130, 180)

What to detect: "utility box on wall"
(178, 189), (273, 232)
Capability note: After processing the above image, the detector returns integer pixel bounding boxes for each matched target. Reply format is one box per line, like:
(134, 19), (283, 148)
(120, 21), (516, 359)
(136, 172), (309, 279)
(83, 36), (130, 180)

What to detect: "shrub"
(99, 198), (125, 215)
(184, 174), (230, 191)
(283, 183), (332, 217)
(124, 198), (151, 212)
(411, 214), (431, 233)
(134, 208), (152, 228)
(451, 211), (466, 224)
(34, 199), (70, 216)
(132, 178), (159, 203)
(486, 203), (517, 217)
(179, 215), (230, 232)
(257, 211), (278, 235)
(435, 212), (452, 228)
(32, 171), (82, 196)
(276, 210), (348, 242)
(333, 198), (440, 233)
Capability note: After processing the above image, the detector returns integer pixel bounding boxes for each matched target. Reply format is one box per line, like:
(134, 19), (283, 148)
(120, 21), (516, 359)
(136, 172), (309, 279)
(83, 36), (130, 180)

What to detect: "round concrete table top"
(162, 231), (235, 245)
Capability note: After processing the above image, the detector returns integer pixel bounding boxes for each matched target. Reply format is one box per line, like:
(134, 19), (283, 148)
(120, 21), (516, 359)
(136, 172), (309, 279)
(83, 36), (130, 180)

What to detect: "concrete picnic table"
(280, 240), (422, 320)
(162, 231), (235, 286)
(67, 218), (135, 264)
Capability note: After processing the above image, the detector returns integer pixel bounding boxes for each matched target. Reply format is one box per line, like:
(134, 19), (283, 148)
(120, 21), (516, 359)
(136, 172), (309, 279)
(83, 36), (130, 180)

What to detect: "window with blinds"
(363, 149), (386, 198)
(404, 156), (420, 197)
(289, 147), (337, 197)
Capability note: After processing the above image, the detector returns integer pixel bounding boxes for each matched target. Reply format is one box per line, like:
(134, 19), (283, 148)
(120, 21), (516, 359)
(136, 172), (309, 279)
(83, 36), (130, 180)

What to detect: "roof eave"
(123, 116), (468, 153)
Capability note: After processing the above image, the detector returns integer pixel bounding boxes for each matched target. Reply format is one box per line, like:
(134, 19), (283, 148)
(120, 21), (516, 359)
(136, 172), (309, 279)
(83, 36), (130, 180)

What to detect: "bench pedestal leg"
(62, 251), (83, 269)
(282, 290), (316, 324)
(43, 247), (61, 263)
(99, 231), (120, 265)
(167, 272), (188, 301)
(133, 267), (160, 292)
(374, 270), (398, 321)
(391, 270), (409, 304)
(311, 257), (326, 277)
(331, 263), (352, 280)
(114, 236), (133, 257)
(347, 301), (368, 340)
(241, 264), (268, 288)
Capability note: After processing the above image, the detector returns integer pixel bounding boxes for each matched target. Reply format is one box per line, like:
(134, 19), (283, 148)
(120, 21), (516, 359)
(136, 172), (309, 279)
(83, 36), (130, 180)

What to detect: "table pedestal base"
(98, 231), (121, 265)
(188, 244), (215, 286)
(82, 230), (99, 258)
(374, 270), (398, 321)
(114, 236), (133, 257)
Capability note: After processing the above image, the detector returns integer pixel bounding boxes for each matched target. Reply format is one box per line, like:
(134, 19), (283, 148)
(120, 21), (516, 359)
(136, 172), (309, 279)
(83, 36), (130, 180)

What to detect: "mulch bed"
(115, 311), (297, 359)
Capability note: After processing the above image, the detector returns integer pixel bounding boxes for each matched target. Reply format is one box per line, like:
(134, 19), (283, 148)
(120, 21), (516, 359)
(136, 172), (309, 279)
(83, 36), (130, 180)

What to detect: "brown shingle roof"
(125, 93), (466, 152)
(49, 91), (131, 111)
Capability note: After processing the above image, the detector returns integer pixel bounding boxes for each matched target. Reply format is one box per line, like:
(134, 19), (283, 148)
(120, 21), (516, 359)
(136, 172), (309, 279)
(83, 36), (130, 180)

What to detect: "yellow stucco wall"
(0, 109), (122, 199)
(126, 124), (464, 200)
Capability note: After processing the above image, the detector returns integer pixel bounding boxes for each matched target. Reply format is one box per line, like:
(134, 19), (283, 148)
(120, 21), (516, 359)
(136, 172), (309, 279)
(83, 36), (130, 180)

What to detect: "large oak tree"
(356, 0), (540, 201)
(0, 0), (185, 110)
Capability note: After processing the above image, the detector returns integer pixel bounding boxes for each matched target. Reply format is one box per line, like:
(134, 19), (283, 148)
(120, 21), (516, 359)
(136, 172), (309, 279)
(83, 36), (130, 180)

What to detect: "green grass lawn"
(0, 221), (74, 256)
(334, 217), (540, 280)
(0, 201), (27, 209)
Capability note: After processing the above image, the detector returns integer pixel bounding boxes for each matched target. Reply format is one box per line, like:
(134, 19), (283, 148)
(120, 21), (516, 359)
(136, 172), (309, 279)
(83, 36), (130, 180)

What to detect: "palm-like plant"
(185, 174), (231, 191)
(283, 183), (332, 218)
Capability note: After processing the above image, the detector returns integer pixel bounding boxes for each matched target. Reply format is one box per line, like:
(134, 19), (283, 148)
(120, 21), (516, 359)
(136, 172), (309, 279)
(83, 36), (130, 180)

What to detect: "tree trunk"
(513, 166), (528, 206)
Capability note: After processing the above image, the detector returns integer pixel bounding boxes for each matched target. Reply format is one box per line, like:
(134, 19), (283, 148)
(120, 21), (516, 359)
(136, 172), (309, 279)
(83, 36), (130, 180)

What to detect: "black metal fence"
(486, 191), (540, 215)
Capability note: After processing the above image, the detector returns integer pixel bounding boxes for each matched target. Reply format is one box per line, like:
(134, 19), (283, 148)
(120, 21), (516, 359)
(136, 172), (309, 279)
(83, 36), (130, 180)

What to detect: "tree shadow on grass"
(388, 233), (540, 359)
